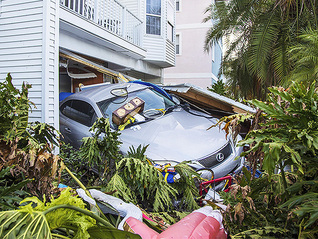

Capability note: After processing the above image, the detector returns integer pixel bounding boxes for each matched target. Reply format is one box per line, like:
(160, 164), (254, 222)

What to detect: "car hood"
(119, 110), (228, 163)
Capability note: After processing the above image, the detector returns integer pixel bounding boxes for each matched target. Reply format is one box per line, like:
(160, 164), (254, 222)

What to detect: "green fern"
(113, 157), (177, 212)
(105, 172), (136, 203)
(173, 162), (200, 211)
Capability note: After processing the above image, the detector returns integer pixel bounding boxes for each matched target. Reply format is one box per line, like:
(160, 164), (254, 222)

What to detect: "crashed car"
(59, 82), (244, 178)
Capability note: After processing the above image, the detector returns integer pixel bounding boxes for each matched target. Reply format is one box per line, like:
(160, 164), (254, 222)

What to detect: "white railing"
(60, 0), (143, 47)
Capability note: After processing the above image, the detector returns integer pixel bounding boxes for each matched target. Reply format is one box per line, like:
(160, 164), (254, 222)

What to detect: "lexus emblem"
(216, 153), (225, 162)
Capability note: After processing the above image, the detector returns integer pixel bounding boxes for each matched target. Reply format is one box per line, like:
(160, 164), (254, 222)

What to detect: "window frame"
(146, 0), (162, 35)
(176, 0), (181, 12)
(175, 33), (181, 55)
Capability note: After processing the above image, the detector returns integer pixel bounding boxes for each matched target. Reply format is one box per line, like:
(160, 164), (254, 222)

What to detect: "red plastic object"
(200, 175), (233, 196)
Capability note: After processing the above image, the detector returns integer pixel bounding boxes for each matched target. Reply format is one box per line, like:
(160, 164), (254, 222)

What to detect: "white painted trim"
(42, 0), (48, 123)
(176, 22), (212, 30)
(54, 1), (60, 130)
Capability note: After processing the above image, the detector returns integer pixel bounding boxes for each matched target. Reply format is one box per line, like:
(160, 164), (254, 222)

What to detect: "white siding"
(42, 0), (59, 128)
(143, 0), (175, 67)
(119, 0), (141, 18)
(166, 39), (175, 65)
(0, 0), (59, 129)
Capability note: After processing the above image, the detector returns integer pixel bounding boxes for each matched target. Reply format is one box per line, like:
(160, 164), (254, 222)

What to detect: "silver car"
(59, 82), (244, 179)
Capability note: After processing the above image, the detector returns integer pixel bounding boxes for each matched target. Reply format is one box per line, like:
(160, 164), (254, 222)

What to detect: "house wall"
(0, 0), (175, 130)
(0, 0), (59, 128)
(163, 0), (218, 89)
(119, 0), (141, 17)
(120, 0), (175, 69)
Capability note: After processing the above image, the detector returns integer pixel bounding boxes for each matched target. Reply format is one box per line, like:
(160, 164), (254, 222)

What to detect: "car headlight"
(196, 168), (214, 181)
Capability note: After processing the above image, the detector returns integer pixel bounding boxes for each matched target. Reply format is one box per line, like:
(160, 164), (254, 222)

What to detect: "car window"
(60, 100), (97, 127)
(97, 88), (175, 129)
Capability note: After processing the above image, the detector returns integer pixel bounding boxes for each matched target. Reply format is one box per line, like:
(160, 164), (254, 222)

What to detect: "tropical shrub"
(0, 188), (139, 239)
(204, 0), (318, 100)
(214, 81), (318, 238)
(207, 79), (227, 96)
(0, 73), (61, 199)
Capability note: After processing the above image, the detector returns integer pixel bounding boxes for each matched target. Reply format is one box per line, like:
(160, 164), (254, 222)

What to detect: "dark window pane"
(61, 100), (96, 127)
(167, 22), (173, 42)
(146, 15), (161, 35)
(176, 1), (180, 11)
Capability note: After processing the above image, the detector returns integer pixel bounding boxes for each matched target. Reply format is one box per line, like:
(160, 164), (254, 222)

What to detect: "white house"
(164, 0), (222, 89)
(0, 0), (176, 130)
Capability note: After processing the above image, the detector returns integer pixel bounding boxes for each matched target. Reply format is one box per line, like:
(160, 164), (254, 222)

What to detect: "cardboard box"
(112, 97), (145, 125)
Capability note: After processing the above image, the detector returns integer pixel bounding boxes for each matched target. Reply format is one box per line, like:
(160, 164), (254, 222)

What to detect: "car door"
(60, 99), (97, 148)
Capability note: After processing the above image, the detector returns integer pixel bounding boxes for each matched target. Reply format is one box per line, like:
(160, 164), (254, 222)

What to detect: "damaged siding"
(0, 0), (59, 129)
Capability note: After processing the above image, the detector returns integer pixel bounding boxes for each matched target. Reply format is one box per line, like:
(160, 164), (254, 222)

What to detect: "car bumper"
(189, 146), (245, 179)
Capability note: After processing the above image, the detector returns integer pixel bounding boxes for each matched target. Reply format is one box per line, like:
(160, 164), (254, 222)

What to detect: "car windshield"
(97, 88), (175, 129)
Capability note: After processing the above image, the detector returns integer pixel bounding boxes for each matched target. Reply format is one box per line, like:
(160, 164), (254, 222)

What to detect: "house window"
(176, 0), (180, 11)
(146, 0), (161, 35)
(176, 34), (180, 55)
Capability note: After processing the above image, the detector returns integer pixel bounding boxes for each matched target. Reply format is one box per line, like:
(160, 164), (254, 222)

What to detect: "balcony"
(60, 0), (143, 48)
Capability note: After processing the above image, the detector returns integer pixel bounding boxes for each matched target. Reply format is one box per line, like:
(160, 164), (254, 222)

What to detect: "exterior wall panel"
(164, 0), (216, 89)
(0, 0), (59, 130)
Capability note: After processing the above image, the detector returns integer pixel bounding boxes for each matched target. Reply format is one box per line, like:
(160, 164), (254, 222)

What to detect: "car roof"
(63, 82), (148, 103)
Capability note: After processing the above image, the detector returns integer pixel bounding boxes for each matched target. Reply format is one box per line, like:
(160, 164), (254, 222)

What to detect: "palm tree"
(289, 28), (318, 83)
(204, 0), (318, 100)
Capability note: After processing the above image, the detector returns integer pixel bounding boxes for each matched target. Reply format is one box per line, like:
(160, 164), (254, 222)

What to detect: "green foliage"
(215, 81), (318, 237)
(106, 156), (177, 212)
(289, 28), (318, 83)
(0, 188), (140, 239)
(204, 0), (318, 100)
(207, 79), (227, 96)
(0, 166), (30, 210)
(0, 73), (31, 140)
(80, 117), (122, 180)
(102, 145), (200, 213)
(104, 172), (135, 203)
(0, 73), (61, 199)
(173, 162), (200, 211)
(220, 171), (296, 238)
(149, 210), (190, 226)
(240, 82), (318, 179)
(0, 73), (59, 151)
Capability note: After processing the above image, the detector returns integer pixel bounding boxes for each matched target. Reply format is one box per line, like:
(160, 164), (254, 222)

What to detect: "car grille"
(198, 142), (233, 168)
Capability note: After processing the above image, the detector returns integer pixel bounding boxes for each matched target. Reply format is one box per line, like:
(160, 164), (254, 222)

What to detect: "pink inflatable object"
(126, 207), (227, 239)
(76, 189), (226, 238)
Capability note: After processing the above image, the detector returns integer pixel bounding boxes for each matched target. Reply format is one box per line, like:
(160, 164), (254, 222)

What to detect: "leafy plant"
(0, 166), (30, 210)
(204, 0), (318, 100)
(0, 188), (140, 239)
(0, 73), (61, 199)
(207, 79), (227, 96)
(0, 73), (31, 141)
(106, 156), (178, 212)
(289, 28), (318, 83)
(173, 162), (200, 211)
(213, 81), (318, 237)
(80, 117), (122, 181)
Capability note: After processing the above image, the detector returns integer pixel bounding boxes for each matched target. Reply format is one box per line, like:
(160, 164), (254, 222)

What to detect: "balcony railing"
(60, 0), (143, 47)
